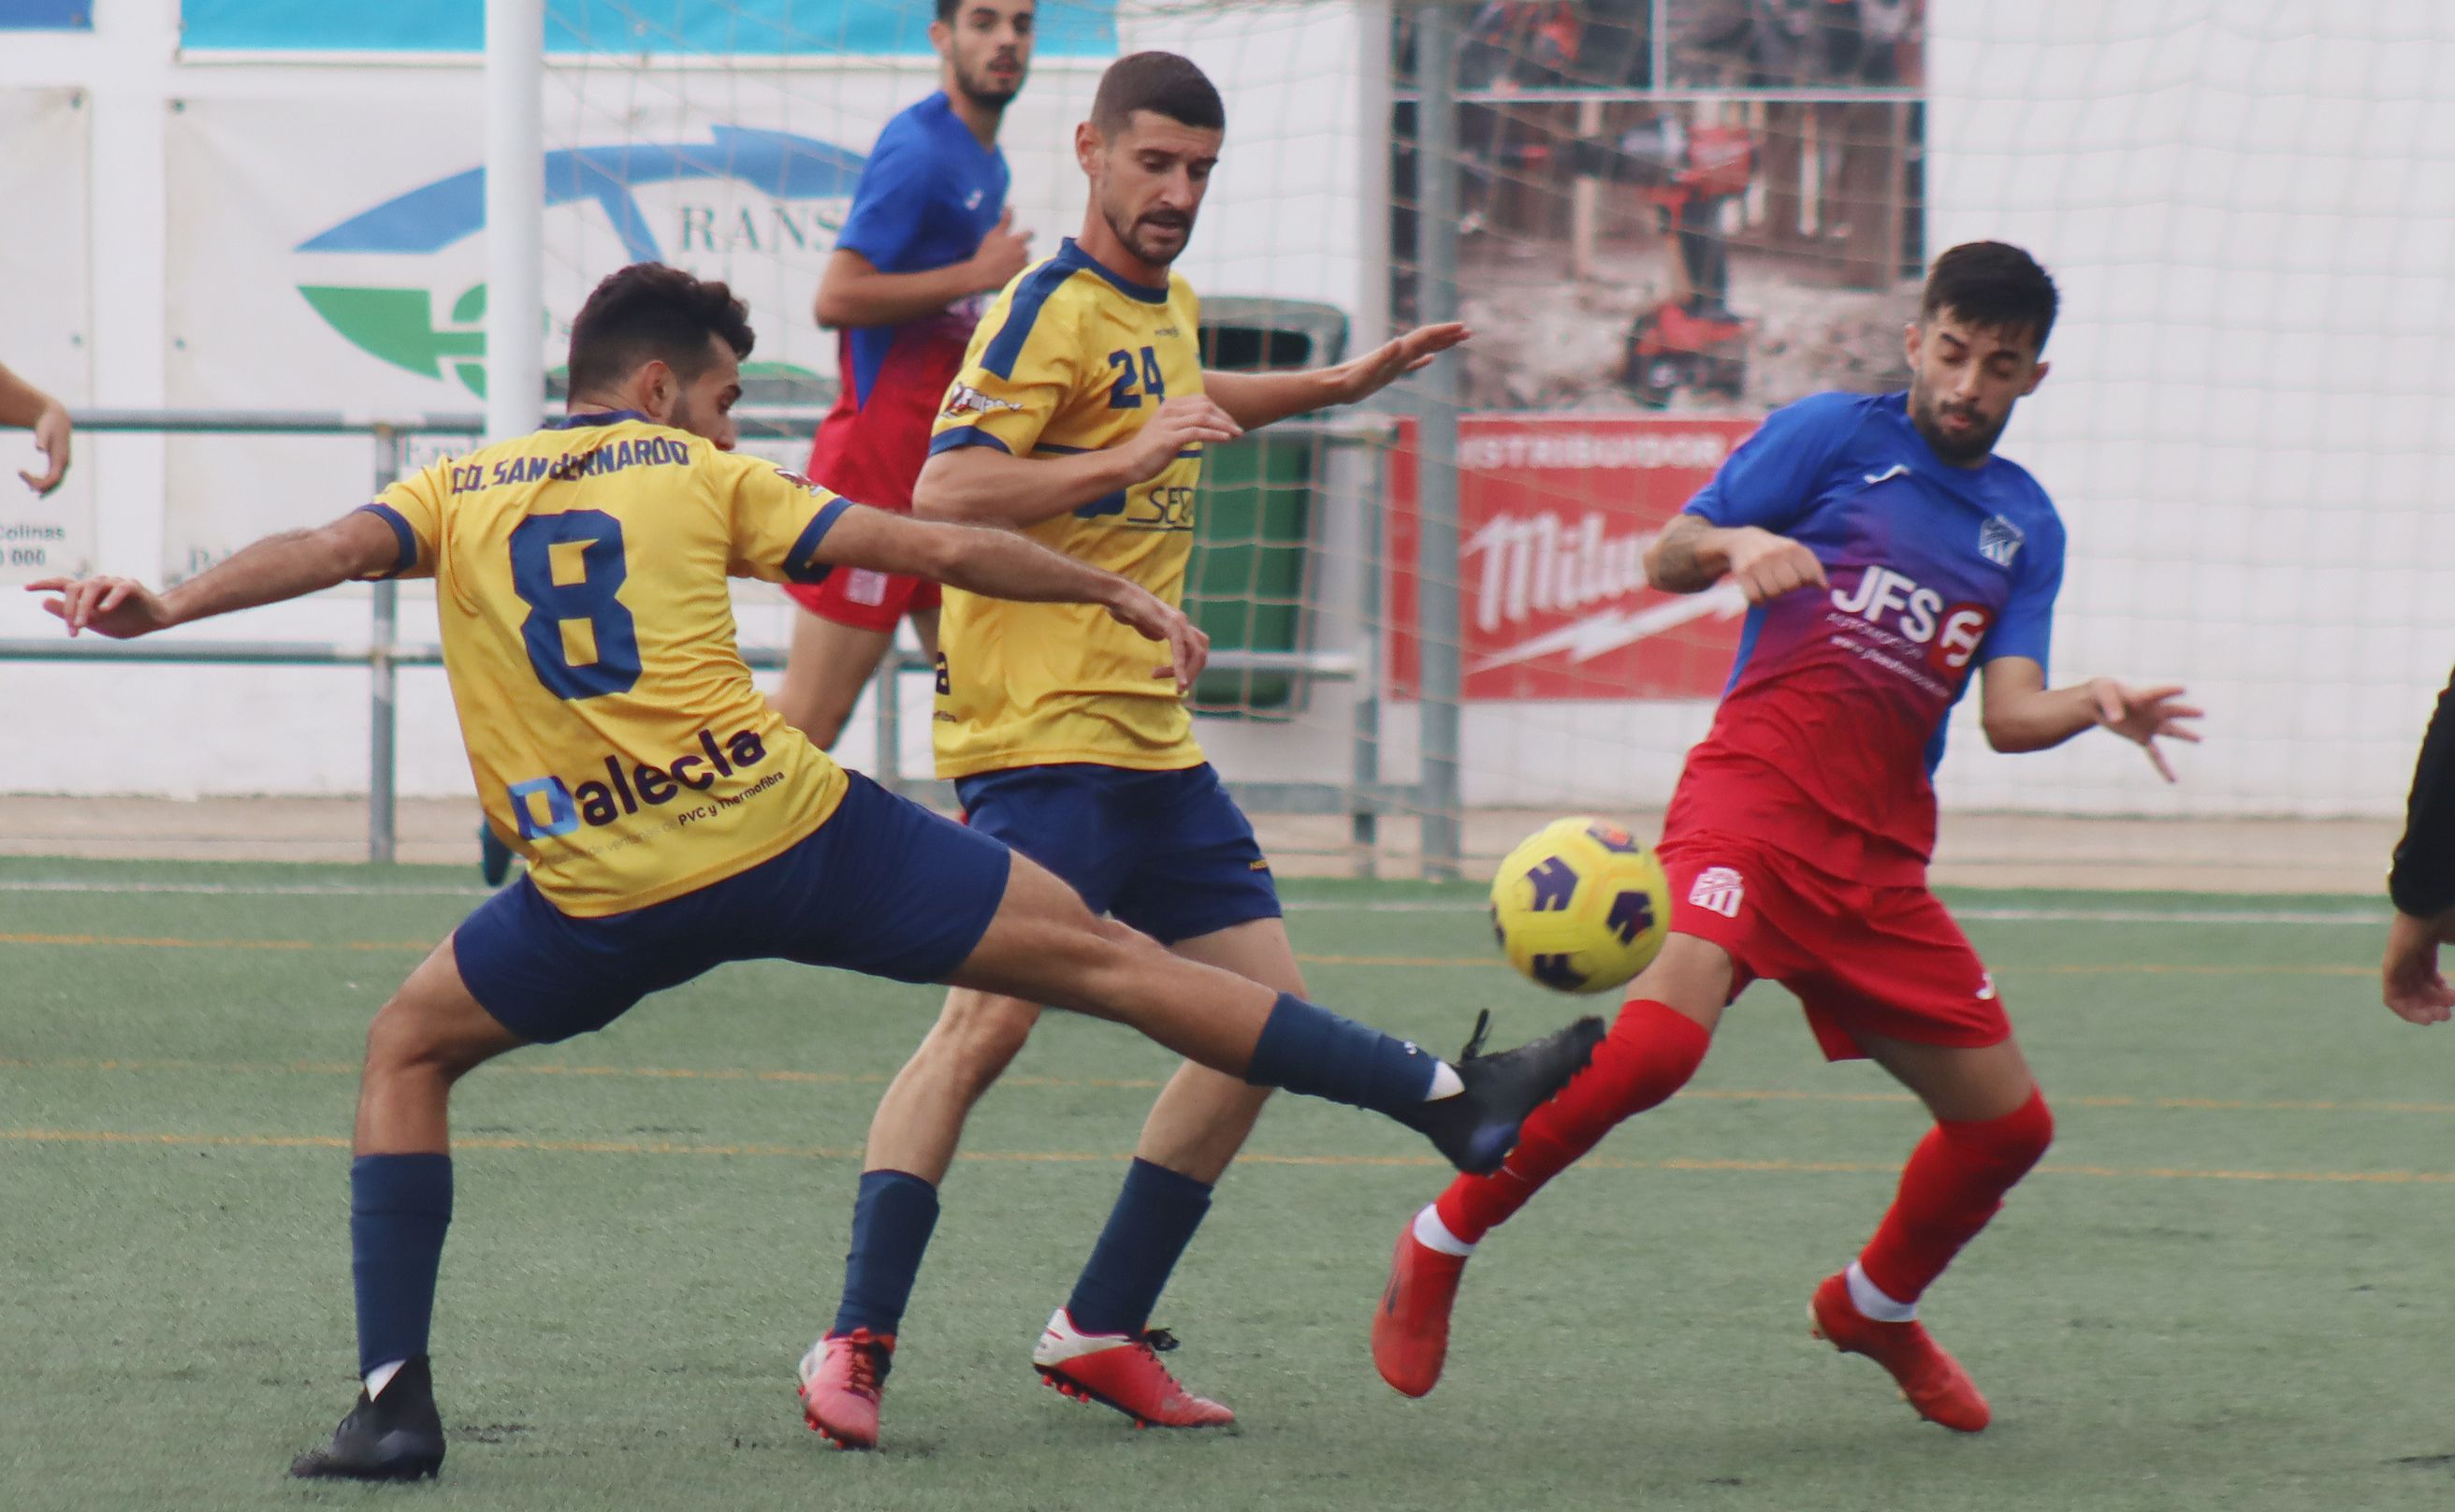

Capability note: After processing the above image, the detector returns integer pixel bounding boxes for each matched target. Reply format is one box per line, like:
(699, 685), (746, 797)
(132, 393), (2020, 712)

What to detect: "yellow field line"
(8, 1126), (2451, 1186)
(8, 1053), (2452, 1115)
(0, 1054), (1164, 1091)
(0, 930), (2374, 979)
(0, 931), (431, 953)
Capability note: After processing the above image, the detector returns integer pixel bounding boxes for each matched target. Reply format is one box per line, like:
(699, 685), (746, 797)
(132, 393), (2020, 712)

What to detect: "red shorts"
(782, 405), (941, 632)
(1654, 830), (2007, 1062)
(787, 563), (941, 632)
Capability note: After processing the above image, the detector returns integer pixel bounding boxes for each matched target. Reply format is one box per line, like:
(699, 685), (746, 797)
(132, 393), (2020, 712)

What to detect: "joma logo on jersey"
(506, 726), (771, 840)
(1831, 568), (1994, 673)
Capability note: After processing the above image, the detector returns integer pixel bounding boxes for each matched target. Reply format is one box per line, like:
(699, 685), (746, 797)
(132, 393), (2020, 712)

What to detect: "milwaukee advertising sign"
(1386, 414), (1762, 701)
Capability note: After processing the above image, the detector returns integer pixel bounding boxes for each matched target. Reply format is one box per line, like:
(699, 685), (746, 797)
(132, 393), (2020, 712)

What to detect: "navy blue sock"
(351, 1153), (453, 1378)
(1244, 992), (1441, 1117)
(832, 1170), (940, 1339)
(1065, 1158), (1214, 1337)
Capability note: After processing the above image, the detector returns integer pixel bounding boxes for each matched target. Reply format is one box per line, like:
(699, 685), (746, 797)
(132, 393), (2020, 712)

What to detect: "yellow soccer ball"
(1489, 816), (1672, 994)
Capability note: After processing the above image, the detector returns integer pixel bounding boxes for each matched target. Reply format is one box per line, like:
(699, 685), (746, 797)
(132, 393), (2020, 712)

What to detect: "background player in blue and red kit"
(1374, 242), (2204, 1432)
(769, 0), (1039, 748)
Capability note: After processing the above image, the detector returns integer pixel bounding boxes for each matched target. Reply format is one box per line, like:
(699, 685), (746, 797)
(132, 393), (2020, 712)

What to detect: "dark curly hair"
(1922, 241), (2059, 352)
(565, 263), (754, 399)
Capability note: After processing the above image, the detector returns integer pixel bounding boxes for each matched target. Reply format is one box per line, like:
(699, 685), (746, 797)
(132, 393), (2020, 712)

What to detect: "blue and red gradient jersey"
(1663, 391), (2068, 884)
(809, 92), (1010, 510)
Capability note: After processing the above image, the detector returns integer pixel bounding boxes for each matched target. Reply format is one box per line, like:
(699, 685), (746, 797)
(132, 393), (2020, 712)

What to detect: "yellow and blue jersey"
(361, 412), (853, 916)
(925, 238), (1207, 779)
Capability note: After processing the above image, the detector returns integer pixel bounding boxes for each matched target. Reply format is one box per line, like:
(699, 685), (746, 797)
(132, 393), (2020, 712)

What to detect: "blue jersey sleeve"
(834, 136), (942, 271)
(1684, 392), (1863, 533)
(1977, 510), (2065, 676)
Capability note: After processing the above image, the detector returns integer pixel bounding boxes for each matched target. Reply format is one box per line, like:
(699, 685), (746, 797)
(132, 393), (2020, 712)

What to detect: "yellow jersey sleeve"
(712, 451), (855, 585)
(358, 458), (449, 580)
(927, 260), (1083, 461)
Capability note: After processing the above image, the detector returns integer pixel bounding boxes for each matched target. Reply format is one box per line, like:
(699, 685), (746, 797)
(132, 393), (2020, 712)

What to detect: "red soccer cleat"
(1372, 1223), (1469, 1399)
(1031, 1308), (1235, 1429)
(1809, 1272), (1991, 1432)
(797, 1328), (895, 1449)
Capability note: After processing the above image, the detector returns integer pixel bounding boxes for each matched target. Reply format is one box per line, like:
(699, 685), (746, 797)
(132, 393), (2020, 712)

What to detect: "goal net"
(519, 0), (2455, 879)
(71, 0), (2454, 876)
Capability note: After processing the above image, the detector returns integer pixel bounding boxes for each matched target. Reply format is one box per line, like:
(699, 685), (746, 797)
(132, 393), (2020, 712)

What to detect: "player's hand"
(2382, 908), (2455, 1025)
(25, 574), (175, 638)
(1719, 526), (1827, 604)
(21, 398), (70, 495)
(1326, 323), (1471, 405)
(966, 209), (1034, 293)
(1124, 396), (1242, 484)
(2088, 679), (2202, 784)
(1104, 583), (1210, 695)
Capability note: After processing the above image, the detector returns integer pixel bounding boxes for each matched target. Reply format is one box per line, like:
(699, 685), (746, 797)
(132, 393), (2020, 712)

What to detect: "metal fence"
(0, 408), (1437, 874)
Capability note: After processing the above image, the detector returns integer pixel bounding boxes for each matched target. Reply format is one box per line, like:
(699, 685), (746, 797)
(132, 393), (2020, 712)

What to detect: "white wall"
(1412, 0), (2455, 821)
(0, 0), (1381, 800)
(1920, 0), (2455, 819)
(6, 0), (2451, 821)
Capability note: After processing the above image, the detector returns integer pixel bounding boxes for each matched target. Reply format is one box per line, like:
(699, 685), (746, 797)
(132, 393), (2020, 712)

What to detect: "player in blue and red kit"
(770, 0), (1039, 748)
(1373, 241), (2203, 1431)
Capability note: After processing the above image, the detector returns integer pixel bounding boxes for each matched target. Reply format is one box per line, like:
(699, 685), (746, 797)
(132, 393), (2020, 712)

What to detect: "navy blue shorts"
(953, 762), (1281, 947)
(455, 772), (1010, 1044)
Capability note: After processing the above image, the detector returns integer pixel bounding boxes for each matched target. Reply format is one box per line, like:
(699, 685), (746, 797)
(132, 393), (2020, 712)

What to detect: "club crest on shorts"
(1979, 515), (2026, 569)
(1687, 865), (1745, 919)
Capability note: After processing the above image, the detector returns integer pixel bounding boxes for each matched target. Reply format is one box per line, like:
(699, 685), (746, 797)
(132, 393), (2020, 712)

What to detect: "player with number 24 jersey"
(927, 240), (1207, 775)
(791, 51), (1480, 1451)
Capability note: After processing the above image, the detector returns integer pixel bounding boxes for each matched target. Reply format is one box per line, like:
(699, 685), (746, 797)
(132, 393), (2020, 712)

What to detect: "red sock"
(1856, 1089), (2054, 1304)
(1433, 997), (1712, 1244)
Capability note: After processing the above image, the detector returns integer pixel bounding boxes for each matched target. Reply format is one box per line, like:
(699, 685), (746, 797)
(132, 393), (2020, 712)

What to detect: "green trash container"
(1188, 298), (1350, 716)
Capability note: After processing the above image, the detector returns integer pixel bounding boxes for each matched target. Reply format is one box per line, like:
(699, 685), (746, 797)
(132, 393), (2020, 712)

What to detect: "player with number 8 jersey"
(29, 261), (1604, 1480)
(370, 416), (855, 913)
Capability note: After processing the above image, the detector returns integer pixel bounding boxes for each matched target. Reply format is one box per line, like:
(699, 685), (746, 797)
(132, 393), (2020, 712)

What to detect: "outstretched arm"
(812, 504), (1209, 693)
(914, 395), (1244, 529)
(0, 359), (72, 495)
(24, 507), (401, 638)
(1977, 655), (2201, 778)
(1203, 322), (1470, 431)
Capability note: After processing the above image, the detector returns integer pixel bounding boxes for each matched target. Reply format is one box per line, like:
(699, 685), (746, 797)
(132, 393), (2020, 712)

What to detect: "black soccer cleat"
(1397, 1010), (1605, 1175)
(478, 821), (515, 887)
(288, 1355), (446, 1482)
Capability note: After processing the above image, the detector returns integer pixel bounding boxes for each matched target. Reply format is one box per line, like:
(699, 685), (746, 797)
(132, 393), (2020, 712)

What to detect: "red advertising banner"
(1386, 414), (1763, 702)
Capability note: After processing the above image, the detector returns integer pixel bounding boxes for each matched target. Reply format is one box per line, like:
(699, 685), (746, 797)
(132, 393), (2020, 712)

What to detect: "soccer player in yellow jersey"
(27, 264), (1592, 1479)
(796, 51), (1473, 1446)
